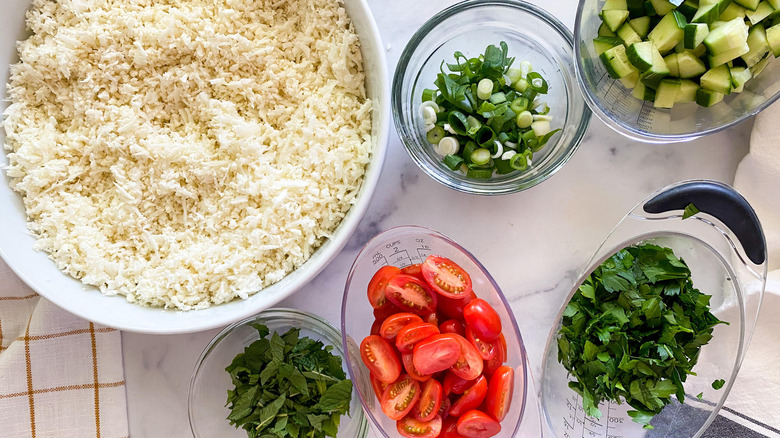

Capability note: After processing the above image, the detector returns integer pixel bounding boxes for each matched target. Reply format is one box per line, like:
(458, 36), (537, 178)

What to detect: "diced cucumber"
(630, 16), (653, 37)
(677, 51), (709, 77)
(649, 0), (678, 15)
(618, 22), (644, 45)
(700, 64), (734, 93)
(678, 0), (701, 20)
(767, 23), (780, 55)
(709, 41), (751, 65)
(602, 9), (631, 32)
(685, 23), (710, 48)
(599, 23), (617, 37)
(633, 81), (658, 100)
(628, 0), (647, 16)
(693, 0), (723, 24)
(640, 47), (671, 87)
(601, 44), (639, 78)
(746, 1), (776, 24)
(750, 53), (771, 75)
(594, 36), (625, 54)
(604, 0), (629, 10)
(742, 24), (771, 66)
(665, 53), (681, 75)
(734, 0), (760, 11)
(703, 17), (750, 54)
(677, 79), (700, 101)
(718, 0), (734, 14)
(696, 87), (725, 106)
(721, 3), (748, 20)
(626, 41), (658, 70)
(768, 0), (780, 7)
(730, 65), (753, 92)
(709, 20), (729, 30)
(654, 78), (682, 107)
(648, 11), (688, 52)
(620, 70), (641, 88)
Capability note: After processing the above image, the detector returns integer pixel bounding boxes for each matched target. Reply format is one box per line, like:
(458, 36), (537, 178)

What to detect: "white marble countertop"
(121, 0), (754, 436)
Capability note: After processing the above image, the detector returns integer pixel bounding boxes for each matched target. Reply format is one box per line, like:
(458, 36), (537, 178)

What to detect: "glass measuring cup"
(341, 226), (535, 437)
(540, 180), (767, 437)
(574, 0), (780, 143)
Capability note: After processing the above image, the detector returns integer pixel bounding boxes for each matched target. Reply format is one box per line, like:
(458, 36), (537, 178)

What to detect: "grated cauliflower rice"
(2, 0), (372, 310)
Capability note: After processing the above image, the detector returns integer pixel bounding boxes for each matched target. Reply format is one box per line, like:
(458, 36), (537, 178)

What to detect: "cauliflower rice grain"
(3, 0), (372, 310)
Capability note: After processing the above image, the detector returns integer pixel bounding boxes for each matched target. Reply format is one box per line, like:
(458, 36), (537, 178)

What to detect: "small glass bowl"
(574, 0), (780, 143)
(188, 308), (369, 438)
(341, 226), (529, 437)
(392, 0), (591, 195)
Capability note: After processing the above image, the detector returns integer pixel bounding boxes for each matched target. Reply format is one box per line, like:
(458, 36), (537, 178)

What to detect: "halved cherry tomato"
(466, 326), (497, 361)
(371, 319), (383, 336)
(361, 335), (402, 383)
(403, 353), (431, 382)
(485, 366), (514, 422)
(422, 255), (473, 299)
(380, 313), (423, 340)
(449, 334), (484, 380)
(396, 322), (440, 353)
(484, 334), (507, 376)
(374, 301), (404, 322)
(400, 263), (425, 279)
(463, 299), (502, 341)
(368, 265), (401, 309)
(425, 312), (439, 326)
(412, 334), (461, 375)
(371, 373), (389, 399)
(442, 371), (472, 395)
(440, 319), (466, 337)
(449, 375), (488, 417)
(438, 291), (476, 320)
(442, 416), (467, 438)
(381, 374), (420, 420)
(413, 379), (443, 422)
(438, 396), (452, 419)
(397, 415), (442, 438)
(386, 275), (438, 315)
(456, 410), (501, 438)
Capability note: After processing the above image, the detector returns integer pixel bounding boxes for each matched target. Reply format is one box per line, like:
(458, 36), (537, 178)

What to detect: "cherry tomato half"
(438, 291), (476, 320)
(368, 265), (401, 309)
(400, 263), (425, 280)
(456, 410), (501, 438)
(440, 319), (466, 337)
(386, 275), (438, 316)
(466, 326), (497, 361)
(449, 375), (488, 417)
(438, 396), (452, 419)
(485, 366), (514, 422)
(442, 416), (468, 438)
(360, 335), (402, 383)
(380, 313), (423, 341)
(422, 255), (473, 299)
(371, 319), (383, 336)
(463, 299), (502, 341)
(449, 333), (484, 381)
(371, 374), (389, 399)
(397, 415), (442, 438)
(413, 379), (443, 422)
(412, 334), (461, 375)
(425, 312), (439, 326)
(443, 371), (472, 395)
(484, 334), (507, 376)
(396, 322), (440, 354)
(403, 353), (431, 382)
(374, 301), (404, 322)
(381, 374), (420, 420)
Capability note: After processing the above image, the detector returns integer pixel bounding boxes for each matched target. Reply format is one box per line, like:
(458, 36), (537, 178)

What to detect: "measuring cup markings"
(372, 238), (433, 268)
(560, 392), (640, 438)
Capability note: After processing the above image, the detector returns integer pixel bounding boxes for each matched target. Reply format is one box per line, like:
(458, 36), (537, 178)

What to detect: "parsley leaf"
(712, 379), (725, 390)
(225, 324), (352, 438)
(557, 244), (726, 429)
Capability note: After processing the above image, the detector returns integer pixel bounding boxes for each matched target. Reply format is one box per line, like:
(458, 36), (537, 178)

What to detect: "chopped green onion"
(422, 88), (437, 102)
(513, 78), (528, 92)
(531, 120), (551, 137)
(516, 111), (533, 129)
(537, 128), (561, 148)
(509, 151), (529, 170)
(477, 78), (494, 100)
(470, 148), (491, 166)
(447, 111), (469, 136)
(426, 126), (446, 144)
(496, 132), (510, 143)
(462, 141), (478, 163)
(510, 97), (529, 114)
(443, 154), (464, 170)
(527, 72), (549, 94)
(466, 167), (494, 179)
(489, 92), (507, 104)
(466, 116), (482, 136)
(475, 126), (496, 147)
(506, 67), (523, 85)
(519, 60), (533, 76)
(438, 136), (460, 156)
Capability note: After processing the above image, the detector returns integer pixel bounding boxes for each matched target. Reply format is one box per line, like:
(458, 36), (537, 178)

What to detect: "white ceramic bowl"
(0, 0), (390, 334)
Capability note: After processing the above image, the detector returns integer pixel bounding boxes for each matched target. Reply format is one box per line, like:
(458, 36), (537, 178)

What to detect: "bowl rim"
(188, 307), (370, 438)
(391, 0), (592, 195)
(0, 0), (390, 334)
(572, 0), (780, 144)
(340, 225), (530, 437)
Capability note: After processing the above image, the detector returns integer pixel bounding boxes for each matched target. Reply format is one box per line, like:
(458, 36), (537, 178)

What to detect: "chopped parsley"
(557, 244), (726, 429)
(225, 324), (352, 438)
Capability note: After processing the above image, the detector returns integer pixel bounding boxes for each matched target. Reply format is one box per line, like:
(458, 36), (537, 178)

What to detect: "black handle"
(643, 181), (766, 265)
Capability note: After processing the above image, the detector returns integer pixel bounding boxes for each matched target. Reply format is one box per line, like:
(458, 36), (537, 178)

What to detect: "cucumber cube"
(629, 16), (653, 37)
(695, 88), (725, 106)
(633, 82), (658, 100)
(594, 36), (624, 55)
(600, 44), (638, 78)
(693, 0), (723, 24)
(665, 53), (681, 76)
(648, 11), (687, 52)
(730, 66), (753, 92)
(655, 78), (682, 107)
(677, 79), (700, 102)
(618, 22), (644, 45)
(599, 22), (618, 36)
(676, 51), (708, 77)
(742, 24), (771, 67)
(685, 23), (710, 49)
(720, 3), (748, 20)
(602, 9), (631, 32)
(626, 41), (659, 70)
(678, 0), (700, 20)
(750, 53), (771, 75)
(734, 0), (760, 11)
(620, 70), (641, 88)
(649, 0), (678, 15)
(603, 0), (629, 10)
(746, 1), (776, 24)
(700, 64), (734, 94)
(767, 23), (780, 56)
(703, 17), (750, 54)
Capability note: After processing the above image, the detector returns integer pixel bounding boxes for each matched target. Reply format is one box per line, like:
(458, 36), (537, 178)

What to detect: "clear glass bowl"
(392, 0), (591, 195)
(188, 308), (369, 438)
(341, 226), (529, 437)
(574, 0), (780, 143)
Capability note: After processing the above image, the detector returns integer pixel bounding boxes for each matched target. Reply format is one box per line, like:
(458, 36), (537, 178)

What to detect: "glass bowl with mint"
(392, 0), (591, 195)
(188, 308), (368, 438)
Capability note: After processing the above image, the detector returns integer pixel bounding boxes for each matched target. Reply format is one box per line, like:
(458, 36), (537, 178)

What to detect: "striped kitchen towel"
(0, 260), (128, 438)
